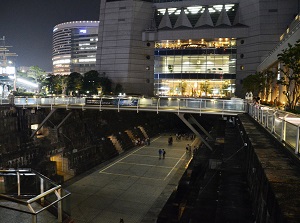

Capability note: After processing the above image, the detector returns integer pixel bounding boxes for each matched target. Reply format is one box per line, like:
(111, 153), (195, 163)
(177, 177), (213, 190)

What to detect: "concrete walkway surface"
(66, 134), (196, 223)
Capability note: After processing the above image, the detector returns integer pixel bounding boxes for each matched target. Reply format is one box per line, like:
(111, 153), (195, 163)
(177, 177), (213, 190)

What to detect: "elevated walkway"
(13, 96), (247, 116)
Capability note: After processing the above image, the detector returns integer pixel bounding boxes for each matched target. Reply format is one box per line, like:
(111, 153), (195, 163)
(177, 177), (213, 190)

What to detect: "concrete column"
(177, 113), (213, 150)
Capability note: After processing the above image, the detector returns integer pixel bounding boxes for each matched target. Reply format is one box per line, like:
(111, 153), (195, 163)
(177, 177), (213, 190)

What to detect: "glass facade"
(154, 38), (236, 97)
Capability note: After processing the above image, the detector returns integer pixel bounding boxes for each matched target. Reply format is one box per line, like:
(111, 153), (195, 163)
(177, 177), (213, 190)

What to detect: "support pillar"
(30, 108), (57, 138)
(188, 114), (213, 140)
(177, 113), (213, 151)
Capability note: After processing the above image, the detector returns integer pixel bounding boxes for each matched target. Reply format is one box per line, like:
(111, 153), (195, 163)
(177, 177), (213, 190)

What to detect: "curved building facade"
(53, 21), (99, 75)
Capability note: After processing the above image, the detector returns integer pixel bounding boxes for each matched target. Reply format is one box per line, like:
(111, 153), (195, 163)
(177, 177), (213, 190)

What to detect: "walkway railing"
(248, 103), (300, 154)
(0, 169), (71, 223)
(13, 96), (247, 115)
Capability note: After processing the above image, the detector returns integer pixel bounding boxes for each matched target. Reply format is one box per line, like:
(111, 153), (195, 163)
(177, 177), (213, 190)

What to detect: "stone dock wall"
(239, 114), (300, 223)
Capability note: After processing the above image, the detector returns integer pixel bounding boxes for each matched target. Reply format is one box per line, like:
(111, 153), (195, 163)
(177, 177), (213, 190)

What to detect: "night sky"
(0, 0), (100, 72)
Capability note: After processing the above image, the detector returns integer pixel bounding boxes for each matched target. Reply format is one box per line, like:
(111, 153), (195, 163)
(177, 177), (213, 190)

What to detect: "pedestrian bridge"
(3, 95), (300, 156)
(11, 96), (247, 116)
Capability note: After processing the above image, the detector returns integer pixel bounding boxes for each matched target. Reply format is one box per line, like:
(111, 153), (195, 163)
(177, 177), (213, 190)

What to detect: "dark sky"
(0, 0), (100, 72)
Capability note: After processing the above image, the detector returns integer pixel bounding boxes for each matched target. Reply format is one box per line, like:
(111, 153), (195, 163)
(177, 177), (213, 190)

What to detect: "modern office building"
(257, 12), (300, 104)
(52, 21), (99, 75)
(95, 0), (299, 97)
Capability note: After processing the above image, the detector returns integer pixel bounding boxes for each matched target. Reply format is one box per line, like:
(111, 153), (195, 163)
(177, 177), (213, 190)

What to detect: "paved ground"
(66, 134), (196, 223)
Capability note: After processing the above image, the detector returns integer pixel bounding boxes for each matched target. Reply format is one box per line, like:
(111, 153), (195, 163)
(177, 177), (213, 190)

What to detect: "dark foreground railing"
(0, 169), (71, 223)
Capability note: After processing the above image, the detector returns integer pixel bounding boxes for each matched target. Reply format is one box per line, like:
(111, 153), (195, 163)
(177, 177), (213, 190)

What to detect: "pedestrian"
(186, 144), (189, 152)
(162, 149), (166, 159)
(273, 97), (278, 107)
(120, 218), (124, 223)
(158, 149), (162, 159)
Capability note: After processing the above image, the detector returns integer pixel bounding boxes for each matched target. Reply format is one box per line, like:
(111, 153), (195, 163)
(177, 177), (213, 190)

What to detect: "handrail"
(248, 103), (300, 155)
(13, 96), (247, 115)
(0, 168), (71, 223)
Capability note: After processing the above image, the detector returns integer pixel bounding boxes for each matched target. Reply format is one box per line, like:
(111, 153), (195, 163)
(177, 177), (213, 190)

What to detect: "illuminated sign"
(79, 29), (87, 34)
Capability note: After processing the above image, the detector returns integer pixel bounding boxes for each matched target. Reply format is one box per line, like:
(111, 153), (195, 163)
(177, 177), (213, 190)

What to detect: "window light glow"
(187, 6), (202, 14)
(53, 59), (71, 65)
(78, 58), (96, 62)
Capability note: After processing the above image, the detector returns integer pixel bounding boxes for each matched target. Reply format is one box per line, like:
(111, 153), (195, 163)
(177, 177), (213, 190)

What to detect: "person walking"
(162, 149), (166, 159)
(158, 149), (162, 159)
(186, 144), (189, 152)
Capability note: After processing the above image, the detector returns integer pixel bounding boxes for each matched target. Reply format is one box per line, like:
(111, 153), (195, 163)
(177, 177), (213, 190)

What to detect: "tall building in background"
(0, 36), (17, 95)
(96, 0), (299, 97)
(52, 21), (99, 75)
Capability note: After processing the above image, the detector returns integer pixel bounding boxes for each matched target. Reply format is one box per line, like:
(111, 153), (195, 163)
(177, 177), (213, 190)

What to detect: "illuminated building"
(96, 0), (299, 97)
(52, 21), (99, 75)
(257, 13), (300, 105)
(0, 36), (17, 95)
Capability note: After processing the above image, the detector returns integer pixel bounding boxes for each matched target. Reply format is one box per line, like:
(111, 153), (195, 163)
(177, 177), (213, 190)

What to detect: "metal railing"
(0, 169), (71, 223)
(248, 104), (300, 154)
(13, 96), (247, 115)
(0, 97), (9, 105)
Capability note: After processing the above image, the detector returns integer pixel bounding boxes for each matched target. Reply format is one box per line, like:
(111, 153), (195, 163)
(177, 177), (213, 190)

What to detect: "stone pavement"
(66, 134), (197, 223)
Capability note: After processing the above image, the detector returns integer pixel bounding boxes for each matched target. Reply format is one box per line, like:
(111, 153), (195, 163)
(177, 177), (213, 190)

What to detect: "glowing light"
(12, 77), (39, 88)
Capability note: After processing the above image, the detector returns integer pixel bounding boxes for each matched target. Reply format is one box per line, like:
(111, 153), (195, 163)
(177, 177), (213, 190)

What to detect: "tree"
(199, 82), (210, 97)
(114, 83), (123, 95)
(67, 72), (83, 96)
(262, 70), (276, 101)
(43, 74), (56, 94)
(27, 66), (47, 91)
(44, 75), (68, 95)
(242, 73), (263, 96)
(83, 70), (100, 95)
(99, 76), (112, 94)
(277, 40), (300, 111)
(83, 70), (112, 95)
(55, 75), (68, 95)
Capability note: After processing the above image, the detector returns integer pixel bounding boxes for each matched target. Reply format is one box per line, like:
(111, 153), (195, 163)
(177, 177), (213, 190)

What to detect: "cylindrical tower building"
(52, 21), (99, 75)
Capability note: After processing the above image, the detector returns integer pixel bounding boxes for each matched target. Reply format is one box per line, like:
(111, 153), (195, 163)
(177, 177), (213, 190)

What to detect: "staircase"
(125, 130), (135, 142)
(108, 135), (123, 154)
(138, 126), (149, 138)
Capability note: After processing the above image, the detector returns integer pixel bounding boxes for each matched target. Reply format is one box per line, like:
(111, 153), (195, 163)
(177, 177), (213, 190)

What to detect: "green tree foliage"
(199, 82), (210, 96)
(83, 70), (112, 95)
(55, 75), (68, 95)
(242, 73), (263, 96)
(277, 40), (300, 111)
(43, 75), (67, 95)
(35, 70), (113, 96)
(262, 70), (276, 101)
(114, 83), (123, 94)
(243, 70), (276, 101)
(27, 66), (47, 84)
(67, 72), (83, 96)
(99, 75), (112, 94)
(42, 75), (56, 94)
